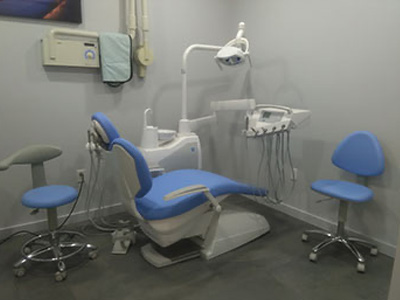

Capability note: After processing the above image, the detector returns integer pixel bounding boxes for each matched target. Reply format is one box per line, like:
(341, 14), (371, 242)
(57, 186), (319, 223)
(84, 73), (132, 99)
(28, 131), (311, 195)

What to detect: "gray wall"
(389, 228), (400, 299)
(1, 0), (399, 259)
(209, 0), (400, 256)
(0, 0), (236, 234)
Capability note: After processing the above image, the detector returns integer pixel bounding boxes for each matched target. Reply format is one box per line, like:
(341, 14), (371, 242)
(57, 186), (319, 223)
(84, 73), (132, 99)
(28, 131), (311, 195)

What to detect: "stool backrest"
(332, 131), (384, 177)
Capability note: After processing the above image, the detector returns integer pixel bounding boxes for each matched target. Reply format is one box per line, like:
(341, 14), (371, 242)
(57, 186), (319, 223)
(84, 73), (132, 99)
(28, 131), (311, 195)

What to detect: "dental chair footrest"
(141, 240), (201, 268)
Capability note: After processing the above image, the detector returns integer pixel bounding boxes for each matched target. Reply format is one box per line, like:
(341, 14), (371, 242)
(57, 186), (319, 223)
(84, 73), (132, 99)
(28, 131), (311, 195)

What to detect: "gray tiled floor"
(0, 197), (394, 300)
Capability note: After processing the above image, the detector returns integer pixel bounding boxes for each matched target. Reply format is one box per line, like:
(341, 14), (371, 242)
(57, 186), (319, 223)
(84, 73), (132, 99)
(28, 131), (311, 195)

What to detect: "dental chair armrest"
(0, 145), (62, 171)
(163, 184), (222, 212)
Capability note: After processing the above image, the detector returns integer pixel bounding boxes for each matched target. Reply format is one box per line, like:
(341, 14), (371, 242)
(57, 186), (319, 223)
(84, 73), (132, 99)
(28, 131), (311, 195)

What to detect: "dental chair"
(0, 145), (98, 281)
(89, 112), (270, 267)
(302, 131), (384, 273)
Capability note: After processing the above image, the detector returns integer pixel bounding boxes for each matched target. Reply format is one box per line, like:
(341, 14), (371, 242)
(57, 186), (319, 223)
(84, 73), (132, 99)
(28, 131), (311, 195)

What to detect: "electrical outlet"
(290, 168), (298, 181)
(76, 169), (86, 182)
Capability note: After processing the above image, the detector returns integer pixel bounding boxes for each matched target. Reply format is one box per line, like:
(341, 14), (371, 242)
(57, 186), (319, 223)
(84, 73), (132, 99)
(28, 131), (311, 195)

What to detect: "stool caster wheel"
(301, 233), (309, 242)
(23, 247), (31, 255)
(357, 262), (366, 273)
(88, 250), (98, 260)
(55, 271), (67, 282)
(14, 267), (26, 278)
(370, 247), (378, 256)
(309, 252), (318, 262)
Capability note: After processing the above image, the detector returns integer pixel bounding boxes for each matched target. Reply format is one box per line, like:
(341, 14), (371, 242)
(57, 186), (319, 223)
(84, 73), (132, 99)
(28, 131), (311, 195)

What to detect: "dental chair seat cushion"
(136, 169), (266, 220)
(22, 185), (78, 209)
(311, 180), (373, 203)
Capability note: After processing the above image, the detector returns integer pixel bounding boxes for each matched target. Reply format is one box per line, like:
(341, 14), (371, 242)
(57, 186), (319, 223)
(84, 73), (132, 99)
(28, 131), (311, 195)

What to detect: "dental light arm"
(135, 0), (154, 78)
(127, 0), (137, 40)
(163, 184), (221, 212)
(179, 22), (251, 134)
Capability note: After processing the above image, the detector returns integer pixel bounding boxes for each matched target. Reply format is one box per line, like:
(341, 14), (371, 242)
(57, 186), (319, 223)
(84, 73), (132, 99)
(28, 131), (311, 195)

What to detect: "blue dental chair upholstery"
(90, 112), (270, 267)
(113, 138), (266, 221)
(302, 131), (384, 273)
(91, 112), (120, 150)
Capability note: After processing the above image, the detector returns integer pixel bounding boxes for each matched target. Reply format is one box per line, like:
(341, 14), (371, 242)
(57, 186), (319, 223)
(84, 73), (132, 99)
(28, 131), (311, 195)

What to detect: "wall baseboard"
(263, 200), (396, 258)
(0, 204), (125, 240)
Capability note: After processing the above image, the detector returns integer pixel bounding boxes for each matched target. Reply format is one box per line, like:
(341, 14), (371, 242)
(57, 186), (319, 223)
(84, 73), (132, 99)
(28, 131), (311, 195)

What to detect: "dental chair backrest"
(111, 138), (153, 220)
(90, 112), (120, 151)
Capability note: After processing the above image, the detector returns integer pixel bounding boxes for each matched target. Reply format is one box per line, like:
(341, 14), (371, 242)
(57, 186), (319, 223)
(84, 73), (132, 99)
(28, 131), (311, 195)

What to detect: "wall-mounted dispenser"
(42, 28), (100, 68)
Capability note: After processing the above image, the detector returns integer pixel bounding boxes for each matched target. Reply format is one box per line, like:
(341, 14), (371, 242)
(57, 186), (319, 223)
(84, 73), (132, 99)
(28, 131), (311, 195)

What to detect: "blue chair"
(111, 138), (270, 267)
(0, 145), (98, 281)
(302, 131), (384, 273)
(88, 113), (270, 267)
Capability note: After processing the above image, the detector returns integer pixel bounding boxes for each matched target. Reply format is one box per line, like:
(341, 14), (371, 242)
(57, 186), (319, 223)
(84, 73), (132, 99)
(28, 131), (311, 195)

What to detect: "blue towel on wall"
(99, 33), (132, 87)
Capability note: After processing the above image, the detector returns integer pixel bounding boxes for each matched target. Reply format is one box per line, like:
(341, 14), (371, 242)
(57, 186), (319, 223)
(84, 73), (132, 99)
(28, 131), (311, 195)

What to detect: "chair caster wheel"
(55, 271), (67, 282)
(370, 247), (378, 256)
(357, 263), (366, 273)
(309, 252), (318, 262)
(23, 247), (31, 255)
(14, 267), (26, 278)
(88, 250), (98, 260)
(301, 233), (309, 242)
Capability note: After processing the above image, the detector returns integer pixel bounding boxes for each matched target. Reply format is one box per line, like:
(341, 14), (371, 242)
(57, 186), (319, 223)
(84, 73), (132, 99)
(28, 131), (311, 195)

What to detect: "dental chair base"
(140, 202), (270, 268)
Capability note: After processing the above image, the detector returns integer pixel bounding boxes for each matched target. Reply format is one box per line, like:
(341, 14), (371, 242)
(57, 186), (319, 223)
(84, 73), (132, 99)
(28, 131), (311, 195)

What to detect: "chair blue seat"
(311, 179), (373, 203)
(136, 169), (267, 220)
(22, 185), (78, 209)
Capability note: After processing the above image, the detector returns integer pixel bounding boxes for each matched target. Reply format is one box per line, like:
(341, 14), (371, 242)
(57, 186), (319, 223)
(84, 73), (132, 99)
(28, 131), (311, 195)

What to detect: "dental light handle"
(236, 22), (246, 41)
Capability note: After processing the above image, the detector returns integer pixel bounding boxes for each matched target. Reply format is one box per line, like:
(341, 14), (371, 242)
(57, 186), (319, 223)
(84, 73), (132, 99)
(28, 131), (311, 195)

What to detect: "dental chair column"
(0, 145), (98, 281)
(301, 131), (384, 273)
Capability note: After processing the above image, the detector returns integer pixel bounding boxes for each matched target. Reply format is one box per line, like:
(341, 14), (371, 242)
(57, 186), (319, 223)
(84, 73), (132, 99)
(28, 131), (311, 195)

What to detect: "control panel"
(245, 105), (311, 137)
(42, 28), (100, 68)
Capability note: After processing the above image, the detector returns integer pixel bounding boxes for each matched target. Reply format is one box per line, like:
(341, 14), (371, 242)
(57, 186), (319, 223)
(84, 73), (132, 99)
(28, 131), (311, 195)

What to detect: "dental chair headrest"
(91, 112), (120, 150)
(111, 138), (153, 198)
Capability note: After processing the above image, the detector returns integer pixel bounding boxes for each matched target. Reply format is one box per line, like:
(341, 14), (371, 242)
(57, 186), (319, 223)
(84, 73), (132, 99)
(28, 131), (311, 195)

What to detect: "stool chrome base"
(13, 230), (98, 281)
(302, 200), (378, 273)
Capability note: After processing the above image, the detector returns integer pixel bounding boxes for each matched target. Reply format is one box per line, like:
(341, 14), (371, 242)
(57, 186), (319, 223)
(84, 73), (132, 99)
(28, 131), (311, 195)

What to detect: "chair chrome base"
(13, 230), (98, 281)
(302, 201), (378, 273)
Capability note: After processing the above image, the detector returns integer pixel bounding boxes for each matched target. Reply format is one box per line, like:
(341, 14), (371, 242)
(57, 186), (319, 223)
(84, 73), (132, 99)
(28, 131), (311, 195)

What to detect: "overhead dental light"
(179, 22), (251, 134)
(138, 22), (253, 173)
(215, 22), (250, 68)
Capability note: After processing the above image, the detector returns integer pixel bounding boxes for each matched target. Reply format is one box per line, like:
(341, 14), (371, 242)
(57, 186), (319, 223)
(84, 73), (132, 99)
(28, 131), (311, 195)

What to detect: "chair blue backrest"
(111, 138), (153, 198)
(91, 112), (120, 150)
(332, 131), (384, 177)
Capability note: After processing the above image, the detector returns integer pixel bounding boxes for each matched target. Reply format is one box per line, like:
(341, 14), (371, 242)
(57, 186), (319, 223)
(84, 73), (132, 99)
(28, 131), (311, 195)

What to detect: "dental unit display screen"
(259, 110), (284, 123)
(0, 0), (82, 24)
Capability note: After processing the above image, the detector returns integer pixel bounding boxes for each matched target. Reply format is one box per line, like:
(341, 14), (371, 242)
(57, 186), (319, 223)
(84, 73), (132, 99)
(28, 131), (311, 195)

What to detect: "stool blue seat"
(0, 144), (97, 281)
(302, 131), (384, 273)
(22, 185), (78, 209)
(311, 180), (373, 203)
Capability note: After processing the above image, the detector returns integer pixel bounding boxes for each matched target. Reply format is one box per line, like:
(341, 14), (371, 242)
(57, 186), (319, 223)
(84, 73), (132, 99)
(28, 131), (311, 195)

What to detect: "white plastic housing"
(42, 28), (100, 68)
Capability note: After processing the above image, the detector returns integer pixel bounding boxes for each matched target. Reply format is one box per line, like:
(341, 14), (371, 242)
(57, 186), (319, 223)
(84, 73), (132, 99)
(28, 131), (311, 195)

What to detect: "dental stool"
(302, 131), (384, 273)
(0, 145), (98, 281)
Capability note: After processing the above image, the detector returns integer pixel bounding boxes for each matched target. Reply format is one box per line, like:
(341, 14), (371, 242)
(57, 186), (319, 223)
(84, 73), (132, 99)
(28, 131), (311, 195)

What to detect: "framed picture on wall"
(0, 0), (82, 24)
